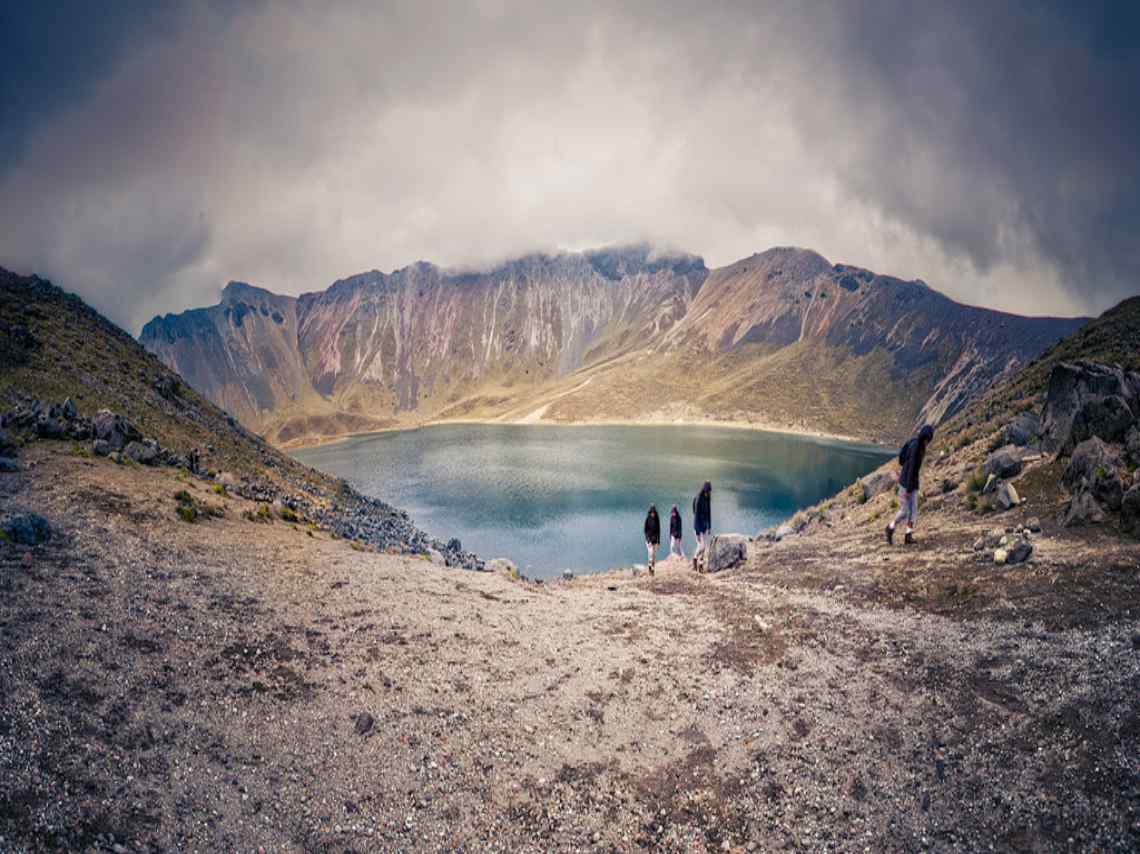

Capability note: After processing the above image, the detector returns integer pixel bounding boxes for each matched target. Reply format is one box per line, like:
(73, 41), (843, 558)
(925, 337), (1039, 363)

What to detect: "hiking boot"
(904, 531), (914, 545)
(885, 524), (894, 545)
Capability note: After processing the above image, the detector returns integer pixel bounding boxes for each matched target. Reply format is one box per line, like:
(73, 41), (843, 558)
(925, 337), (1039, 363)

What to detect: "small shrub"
(979, 499), (994, 514)
(173, 489), (193, 503)
(890, 498), (899, 510)
(212, 483), (226, 496)
(967, 466), (987, 493)
(856, 490), (868, 505)
(966, 494), (978, 511)
(176, 504), (198, 523)
(306, 530), (314, 537)
(278, 506), (300, 523)
(1094, 466), (1107, 479)
(71, 443), (92, 458)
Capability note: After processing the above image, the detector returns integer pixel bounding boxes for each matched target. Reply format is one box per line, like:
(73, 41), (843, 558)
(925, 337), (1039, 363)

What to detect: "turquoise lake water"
(293, 423), (892, 578)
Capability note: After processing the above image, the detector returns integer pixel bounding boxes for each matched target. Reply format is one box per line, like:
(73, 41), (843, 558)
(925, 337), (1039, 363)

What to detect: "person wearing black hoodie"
(886, 424), (935, 545)
(644, 504), (661, 574)
(669, 505), (685, 558)
(692, 481), (712, 572)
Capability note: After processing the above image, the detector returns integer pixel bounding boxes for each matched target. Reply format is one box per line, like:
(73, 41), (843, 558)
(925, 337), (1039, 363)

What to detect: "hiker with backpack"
(669, 505), (685, 558)
(692, 481), (712, 572)
(644, 504), (661, 574)
(886, 424), (935, 546)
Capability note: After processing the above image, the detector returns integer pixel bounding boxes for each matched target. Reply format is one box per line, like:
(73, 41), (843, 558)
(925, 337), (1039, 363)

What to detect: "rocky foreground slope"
(138, 246), (1086, 446)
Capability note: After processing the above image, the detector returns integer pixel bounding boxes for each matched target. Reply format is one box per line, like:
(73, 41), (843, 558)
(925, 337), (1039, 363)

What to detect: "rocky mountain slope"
(0, 267), (481, 568)
(140, 245), (1087, 446)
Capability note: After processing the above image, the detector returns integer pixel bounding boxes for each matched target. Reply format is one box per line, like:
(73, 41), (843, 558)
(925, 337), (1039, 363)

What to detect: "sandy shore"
(283, 413), (889, 453)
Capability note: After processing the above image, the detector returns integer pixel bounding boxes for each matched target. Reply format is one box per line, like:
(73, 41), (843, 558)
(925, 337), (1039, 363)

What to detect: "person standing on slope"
(669, 504), (685, 559)
(886, 424), (935, 546)
(692, 481), (712, 572)
(644, 504), (661, 575)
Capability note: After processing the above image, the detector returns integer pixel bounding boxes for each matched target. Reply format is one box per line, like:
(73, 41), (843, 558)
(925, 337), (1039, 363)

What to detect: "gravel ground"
(1, 447), (1138, 852)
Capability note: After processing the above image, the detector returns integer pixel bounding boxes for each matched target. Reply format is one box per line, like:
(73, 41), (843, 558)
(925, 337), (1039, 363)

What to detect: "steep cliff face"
(140, 245), (1087, 445)
(140, 246), (707, 441)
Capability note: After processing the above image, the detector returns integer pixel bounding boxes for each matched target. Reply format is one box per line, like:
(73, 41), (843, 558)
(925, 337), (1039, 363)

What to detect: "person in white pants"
(669, 505), (685, 558)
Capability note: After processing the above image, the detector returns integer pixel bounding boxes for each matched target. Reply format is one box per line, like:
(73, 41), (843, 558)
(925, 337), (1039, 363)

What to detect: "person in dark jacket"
(886, 424), (935, 545)
(692, 481), (712, 572)
(669, 505), (685, 558)
(644, 504), (661, 574)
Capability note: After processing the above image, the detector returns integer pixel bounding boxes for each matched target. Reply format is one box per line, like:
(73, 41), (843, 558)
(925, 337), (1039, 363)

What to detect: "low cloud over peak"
(2, 1), (1137, 332)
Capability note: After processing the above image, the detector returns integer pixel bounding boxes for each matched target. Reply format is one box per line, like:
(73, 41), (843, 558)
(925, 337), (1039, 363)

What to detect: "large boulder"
(1062, 488), (1106, 527)
(34, 413), (66, 439)
(995, 482), (1020, 511)
(1070, 395), (1134, 447)
(860, 470), (896, 502)
(1063, 438), (1120, 492)
(92, 410), (142, 450)
(1002, 412), (1042, 448)
(123, 439), (160, 466)
(1041, 361), (1140, 454)
(1, 512), (52, 545)
(1122, 485), (1140, 538)
(707, 534), (749, 573)
(984, 446), (1024, 480)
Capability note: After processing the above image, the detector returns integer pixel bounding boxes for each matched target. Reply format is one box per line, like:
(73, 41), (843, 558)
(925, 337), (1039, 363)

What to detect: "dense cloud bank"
(1, 0), (1136, 330)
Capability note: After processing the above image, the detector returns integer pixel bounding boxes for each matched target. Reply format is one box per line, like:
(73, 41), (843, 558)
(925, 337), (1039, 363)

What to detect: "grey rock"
(2, 512), (51, 545)
(1002, 412), (1041, 447)
(1024, 517), (1041, 533)
(1041, 361), (1140, 453)
(124, 440), (160, 466)
(446, 537), (462, 553)
(1063, 437), (1120, 492)
(61, 397), (77, 419)
(92, 409), (141, 450)
(35, 414), (66, 439)
(984, 446), (1024, 480)
(860, 470), (895, 502)
(562, 570), (574, 581)
(91, 438), (111, 457)
(1122, 485), (1140, 539)
(1062, 488), (1106, 527)
(767, 522), (796, 542)
(972, 537), (985, 551)
(1126, 426), (1140, 466)
(0, 456), (18, 473)
(1006, 540), (1033, 564)
(995, 482), (1020, 512)
(487, 558), (518, 575)
(1070, 394), (1134, 447)
(353, 712), (374, 736)
(707, 534), (749, 573)
(0, 427), (14, 455)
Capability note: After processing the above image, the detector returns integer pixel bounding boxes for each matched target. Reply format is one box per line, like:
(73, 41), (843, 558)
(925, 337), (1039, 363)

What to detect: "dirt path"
(1, 450), (1138, 852)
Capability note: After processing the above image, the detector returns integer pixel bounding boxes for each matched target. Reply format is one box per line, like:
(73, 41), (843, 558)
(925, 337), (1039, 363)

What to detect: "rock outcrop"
(1041, 361), (1140, 454)
(706, 534), (750, 572)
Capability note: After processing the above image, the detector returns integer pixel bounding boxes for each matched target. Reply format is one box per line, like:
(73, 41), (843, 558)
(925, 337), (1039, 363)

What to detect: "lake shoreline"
(283, 414), (894, 453)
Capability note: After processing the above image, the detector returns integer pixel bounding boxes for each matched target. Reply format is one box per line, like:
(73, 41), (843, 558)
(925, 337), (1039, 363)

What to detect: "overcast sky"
(2, 1), (1138, 331)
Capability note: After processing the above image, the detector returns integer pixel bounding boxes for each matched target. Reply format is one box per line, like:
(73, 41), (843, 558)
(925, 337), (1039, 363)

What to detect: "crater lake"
(293, 423), (893, 577)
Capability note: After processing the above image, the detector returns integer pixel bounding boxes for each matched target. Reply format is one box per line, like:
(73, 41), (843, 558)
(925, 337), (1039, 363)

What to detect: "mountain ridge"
(139, 244), (1089, 446)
